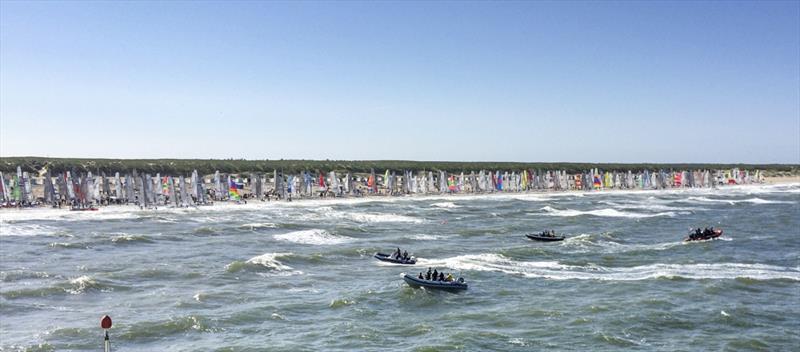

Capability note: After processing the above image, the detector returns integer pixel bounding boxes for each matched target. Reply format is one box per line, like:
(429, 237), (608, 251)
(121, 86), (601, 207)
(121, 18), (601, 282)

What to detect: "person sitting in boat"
(402, 250), (409, 260)
(426, 268), (432, 280)
(446, 273), (454, 282)
(418, 272), (424, 280)
(394, 247), (402, 259)
(438, 272), (445, 281)
(432, 269), (438, 280)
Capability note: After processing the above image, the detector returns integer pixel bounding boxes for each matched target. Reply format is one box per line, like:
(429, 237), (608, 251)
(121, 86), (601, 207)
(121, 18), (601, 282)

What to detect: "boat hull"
(374, 252), (416, 265)
(526, 234), (565, 242)
(684, 229), (723, 242)
(402, 274), (467, 291)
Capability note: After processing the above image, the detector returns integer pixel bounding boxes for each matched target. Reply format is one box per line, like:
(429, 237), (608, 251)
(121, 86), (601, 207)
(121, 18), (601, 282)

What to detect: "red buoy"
(100, 315), (112, 329)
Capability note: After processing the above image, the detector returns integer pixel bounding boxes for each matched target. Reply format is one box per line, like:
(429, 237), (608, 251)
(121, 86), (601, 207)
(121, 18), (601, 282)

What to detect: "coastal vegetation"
(1, 157), (797, 176)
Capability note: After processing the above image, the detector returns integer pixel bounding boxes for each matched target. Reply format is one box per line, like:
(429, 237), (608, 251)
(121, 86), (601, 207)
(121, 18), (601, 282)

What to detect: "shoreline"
(763, 176), (800, 184)
(1, 182), (796, 217)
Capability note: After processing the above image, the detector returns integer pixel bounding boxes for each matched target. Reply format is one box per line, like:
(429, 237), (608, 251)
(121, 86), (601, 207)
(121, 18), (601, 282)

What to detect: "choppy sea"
(1, 184), (798, 351)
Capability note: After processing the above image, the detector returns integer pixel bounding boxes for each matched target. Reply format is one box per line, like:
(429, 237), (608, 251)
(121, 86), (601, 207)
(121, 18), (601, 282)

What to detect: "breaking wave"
(340, 212), (425, 224)
(423, 254), (800, 281)
(110, 233), (154, 244)
(226, 252), (298, 274)
(406, 233), (453, 241)
(1, 275), (113, 299)
(273, 229), (351, 245)
(295, 207), (425, 224)
(686, 196), (794, 205)
(431, 202), (460, 209)
(538, 206), (682, 218)
(239, 222), (278, 230)
(0, 223), (59, 237)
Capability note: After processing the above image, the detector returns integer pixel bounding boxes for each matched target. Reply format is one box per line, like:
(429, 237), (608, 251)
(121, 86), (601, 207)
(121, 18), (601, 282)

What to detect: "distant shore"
(763, 176), (800, 184)
(1, 156), (798, 176)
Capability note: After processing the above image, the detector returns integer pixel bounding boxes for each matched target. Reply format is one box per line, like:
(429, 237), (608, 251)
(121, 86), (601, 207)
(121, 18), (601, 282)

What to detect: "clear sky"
(1, 1), (798, 163)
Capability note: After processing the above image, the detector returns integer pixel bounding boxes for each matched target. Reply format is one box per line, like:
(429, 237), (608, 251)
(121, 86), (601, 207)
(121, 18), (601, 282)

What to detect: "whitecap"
(687, 196), (794, 205)
(246, 252), (294, 271)
(0, 223), (59, 237)
(423, 253), (800, 281)
(239, 222), (278, 230)
(538, 206), (678, 218)
(406, 233), (452, 241)
(339, 212), (425, 224)
(431, 202), (460, 209)
(273, 229), (351, 245)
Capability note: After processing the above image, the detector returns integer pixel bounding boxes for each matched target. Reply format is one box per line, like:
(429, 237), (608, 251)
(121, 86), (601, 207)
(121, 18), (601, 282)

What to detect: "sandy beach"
(764, 176), (800, 184)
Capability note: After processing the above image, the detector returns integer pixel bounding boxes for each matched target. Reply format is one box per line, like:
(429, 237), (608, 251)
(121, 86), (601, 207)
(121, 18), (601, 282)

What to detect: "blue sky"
(1, 1), (798, 163)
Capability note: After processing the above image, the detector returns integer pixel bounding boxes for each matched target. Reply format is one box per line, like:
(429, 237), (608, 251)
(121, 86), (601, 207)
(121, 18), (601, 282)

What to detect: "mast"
(179, 175), (191, 206)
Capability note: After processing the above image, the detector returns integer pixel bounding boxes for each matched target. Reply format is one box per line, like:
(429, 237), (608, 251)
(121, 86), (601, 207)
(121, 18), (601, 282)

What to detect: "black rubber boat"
(374, 252), (416, 265)
(684, 229), (723, 242)
(526, 233), (565, 242)
(402, 273), (467, 291)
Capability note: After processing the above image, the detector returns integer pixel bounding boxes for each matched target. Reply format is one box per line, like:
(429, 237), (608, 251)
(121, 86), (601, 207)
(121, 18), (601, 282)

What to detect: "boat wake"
(423, 253), (800, 281)
(560, 234), (685, 253)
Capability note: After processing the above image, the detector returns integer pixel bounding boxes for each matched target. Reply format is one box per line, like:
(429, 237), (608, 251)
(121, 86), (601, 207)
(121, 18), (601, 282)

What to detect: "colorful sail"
(229, 177), (240, 200)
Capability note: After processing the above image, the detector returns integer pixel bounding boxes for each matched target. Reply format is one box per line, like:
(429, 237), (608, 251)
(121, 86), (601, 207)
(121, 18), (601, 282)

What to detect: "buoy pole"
(100, 315), (112, 352)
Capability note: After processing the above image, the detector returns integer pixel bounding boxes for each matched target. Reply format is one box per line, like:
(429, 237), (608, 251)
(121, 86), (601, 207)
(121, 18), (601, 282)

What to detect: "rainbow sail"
(229, 178), (240, 200)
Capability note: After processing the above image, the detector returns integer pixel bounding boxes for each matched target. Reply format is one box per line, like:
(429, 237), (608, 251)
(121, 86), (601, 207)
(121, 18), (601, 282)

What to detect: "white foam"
(424, 253), (800, 281)
(341, 212), (425, 224)
(67, 275), (99, 294)
(273, 229), (351, 245)
(239, 222), (277, 229)
(598, 200), (699, 212)
(246, 252), (294, 271)
(406, 233), (452, 241)
(562, 234), (684, 253)
(0, 223), (59, 237)
(538, 206), (680, 218)
(431, 202), (460, 208)
(687, 196), (794, 205)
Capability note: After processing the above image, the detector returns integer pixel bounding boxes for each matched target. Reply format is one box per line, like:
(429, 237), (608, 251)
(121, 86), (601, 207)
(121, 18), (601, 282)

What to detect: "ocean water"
(1, 184), (798, 351)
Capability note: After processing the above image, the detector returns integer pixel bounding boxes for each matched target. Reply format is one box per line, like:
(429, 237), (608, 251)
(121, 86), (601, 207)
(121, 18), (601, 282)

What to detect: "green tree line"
(1, 157), (797, 176)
